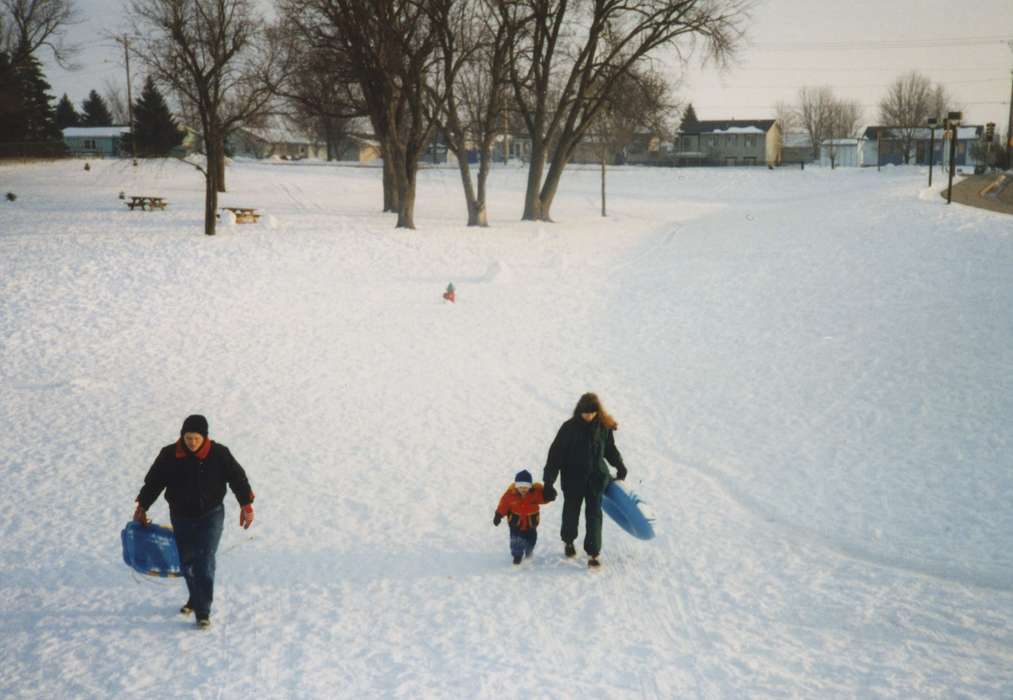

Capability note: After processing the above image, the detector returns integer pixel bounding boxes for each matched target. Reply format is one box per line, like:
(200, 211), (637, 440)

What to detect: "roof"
(63, 127), (130, 138)
(679, 120), (776, 135)
(783, 132), (812, 148)
(863, 125), (983, 140)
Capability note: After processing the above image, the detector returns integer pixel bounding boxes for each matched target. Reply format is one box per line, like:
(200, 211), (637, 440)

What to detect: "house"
(819, 138), (863, 168)
(672, 120), (781, 166)
(335, 134), (381, 162)
(62, 126), (130, 157)
(862, 125), (984, 168)
(229, 120), (324, 160)
(782, 132), (816, 164)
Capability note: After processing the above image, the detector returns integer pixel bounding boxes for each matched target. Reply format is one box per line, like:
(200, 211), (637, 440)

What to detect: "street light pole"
(946, 112), (962, 205)
(1007, 67), (1012, 169)
(114, 35), (137, 165)
(1007, 42), (1012, 168)
(927, 117), (937, 186)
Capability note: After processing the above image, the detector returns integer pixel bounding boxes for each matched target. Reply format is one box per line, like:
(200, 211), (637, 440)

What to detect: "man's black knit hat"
(180, 414), (209, 437)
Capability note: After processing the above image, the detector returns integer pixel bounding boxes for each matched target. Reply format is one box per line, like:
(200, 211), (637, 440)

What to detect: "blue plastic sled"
(602, 480), (656, 540)
(121, 521), (181, 577)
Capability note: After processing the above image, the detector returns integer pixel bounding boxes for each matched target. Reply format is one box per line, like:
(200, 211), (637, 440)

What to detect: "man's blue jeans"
(171, 504), (224, 617)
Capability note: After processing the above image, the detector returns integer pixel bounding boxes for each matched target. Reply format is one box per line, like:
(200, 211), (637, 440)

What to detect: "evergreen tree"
(132, 76), (183, 156)
(0, 52), (22, 142)
(10, 54), (60, 142)
(55, 93), (80, 128)
(679, 103), (699, 131)
(80, 89), (113, 126)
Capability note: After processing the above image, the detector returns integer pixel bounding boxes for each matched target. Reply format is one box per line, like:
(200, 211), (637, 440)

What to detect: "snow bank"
(0, 159), (1011, 699)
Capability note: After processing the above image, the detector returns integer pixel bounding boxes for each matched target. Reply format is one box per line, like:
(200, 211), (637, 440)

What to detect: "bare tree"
(773, 98), (796, 155)
(589, 66), (675, 216)
(103, 77), (128, 124)
(265, 18), (363, 162)
(823, 96), (862, 168)
(879, 70), (955, 164)
(794, 85), (834, 162)
(288, 0), (442, 230)
(506, 0), (746, 222)
(129, 0), (284, 235)
(429, 0), (514, 227)
(0, 0), (79, 67)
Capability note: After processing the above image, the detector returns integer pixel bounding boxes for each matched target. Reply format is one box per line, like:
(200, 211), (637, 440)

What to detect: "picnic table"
(221, 206), (261, 224)
(126, 195), (168, 211)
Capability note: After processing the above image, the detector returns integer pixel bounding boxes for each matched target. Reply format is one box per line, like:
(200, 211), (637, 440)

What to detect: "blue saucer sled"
(602, 480), (656, 540)
(121, 521), (182, 577)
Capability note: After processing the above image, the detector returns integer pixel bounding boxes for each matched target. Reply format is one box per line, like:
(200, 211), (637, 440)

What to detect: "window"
(729, 134), (737, 146)
(745, 135), (756, 148)
(83, 139), (96, 149)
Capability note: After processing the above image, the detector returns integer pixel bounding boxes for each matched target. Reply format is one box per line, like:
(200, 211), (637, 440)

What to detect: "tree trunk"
(382, 149), (399, 213)
(396, 170), (416, 229)
(600, 152), (607, 217)
(204, 166), (218, 236)
(522, 140), (546, 221)
(474, 146), (492, 228)
(535, 146), (570, 222)
(452, 136), (486, 227)
(216, 136), (226, 193)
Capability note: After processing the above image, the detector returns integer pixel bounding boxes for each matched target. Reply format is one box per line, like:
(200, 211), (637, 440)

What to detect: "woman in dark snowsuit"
(542, 393), (627, 568)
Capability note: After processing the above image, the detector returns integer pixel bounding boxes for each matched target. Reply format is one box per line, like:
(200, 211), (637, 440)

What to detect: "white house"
(861, 125), (985, 168)
(820, 138), (864, 168)
(62, 126), (131, 157)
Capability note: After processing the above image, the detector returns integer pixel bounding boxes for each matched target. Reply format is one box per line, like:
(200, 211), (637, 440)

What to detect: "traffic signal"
(985, 123), (995, 141)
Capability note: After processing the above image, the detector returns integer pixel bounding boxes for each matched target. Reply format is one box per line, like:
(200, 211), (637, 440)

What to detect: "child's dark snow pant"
(170, 504), (225, 617)
(510, 526), (537, 559)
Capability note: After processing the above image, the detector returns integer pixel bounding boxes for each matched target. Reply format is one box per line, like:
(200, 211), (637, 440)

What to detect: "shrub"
(5, 192), (15, 202)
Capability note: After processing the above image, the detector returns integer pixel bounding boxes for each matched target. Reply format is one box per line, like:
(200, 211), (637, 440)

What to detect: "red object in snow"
(443, 283), (456, 303)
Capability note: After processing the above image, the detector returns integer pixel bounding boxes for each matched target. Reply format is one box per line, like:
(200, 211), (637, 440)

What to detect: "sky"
(39, 0), (1013, 134)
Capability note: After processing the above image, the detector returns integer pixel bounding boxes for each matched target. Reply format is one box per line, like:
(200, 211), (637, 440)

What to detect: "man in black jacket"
(134, 414), (255, 628)
(542, 393), (627, 568)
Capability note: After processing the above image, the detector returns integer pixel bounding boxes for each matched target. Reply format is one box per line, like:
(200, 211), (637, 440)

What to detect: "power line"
(729, 65), (1010, 73)
(710, 78), (1009, 90)
(750, 36), (1013, 51)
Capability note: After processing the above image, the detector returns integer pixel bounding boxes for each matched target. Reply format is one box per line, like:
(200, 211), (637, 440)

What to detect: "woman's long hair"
(572, 392), (618, 430)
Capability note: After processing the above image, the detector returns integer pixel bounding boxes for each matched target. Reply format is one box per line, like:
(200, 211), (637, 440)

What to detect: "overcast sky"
(41, 0), (1013, 132)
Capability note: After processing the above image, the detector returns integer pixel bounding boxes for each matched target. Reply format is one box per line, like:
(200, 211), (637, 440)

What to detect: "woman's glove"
(542, 484), (557, 502)
(493, 512), (503, 526)
(133, 502), (149, 526)
(615, 466), (628, 481)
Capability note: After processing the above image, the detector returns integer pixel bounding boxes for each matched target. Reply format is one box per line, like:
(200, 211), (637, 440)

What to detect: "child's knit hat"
(515, 470), (533, 488)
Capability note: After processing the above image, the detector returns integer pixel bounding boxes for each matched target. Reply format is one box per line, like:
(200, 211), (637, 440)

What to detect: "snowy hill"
(1, 158), (1011, 698)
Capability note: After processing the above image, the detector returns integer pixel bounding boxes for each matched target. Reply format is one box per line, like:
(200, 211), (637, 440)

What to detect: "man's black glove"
(493, 512), (503, 526)
(615, 466), (628, 481)
(542, 484), (557, 502)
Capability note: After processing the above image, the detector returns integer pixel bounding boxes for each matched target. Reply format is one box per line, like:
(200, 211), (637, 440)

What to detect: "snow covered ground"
(1, 158), (1011, 699)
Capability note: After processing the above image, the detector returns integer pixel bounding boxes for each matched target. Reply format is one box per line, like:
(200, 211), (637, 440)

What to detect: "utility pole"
(1007, 42), (1012, 168)
(946, 112), (961, 205)
(114, 35), (137, 164)
(927, 117), (937, 186)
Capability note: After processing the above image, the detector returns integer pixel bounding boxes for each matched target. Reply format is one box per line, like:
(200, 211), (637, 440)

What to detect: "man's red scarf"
(175, 438), (212, 460)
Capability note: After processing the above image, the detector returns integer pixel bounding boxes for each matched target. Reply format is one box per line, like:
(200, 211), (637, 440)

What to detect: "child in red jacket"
(494, 469), (554, 565)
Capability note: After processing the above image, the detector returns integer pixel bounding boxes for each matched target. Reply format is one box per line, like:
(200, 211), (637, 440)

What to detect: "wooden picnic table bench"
(126, 195), (168, 211)
(220, 206), (261, 224)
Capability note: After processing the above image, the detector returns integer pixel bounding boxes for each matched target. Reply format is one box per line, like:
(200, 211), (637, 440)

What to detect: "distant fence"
(0, 141), (69, 160)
